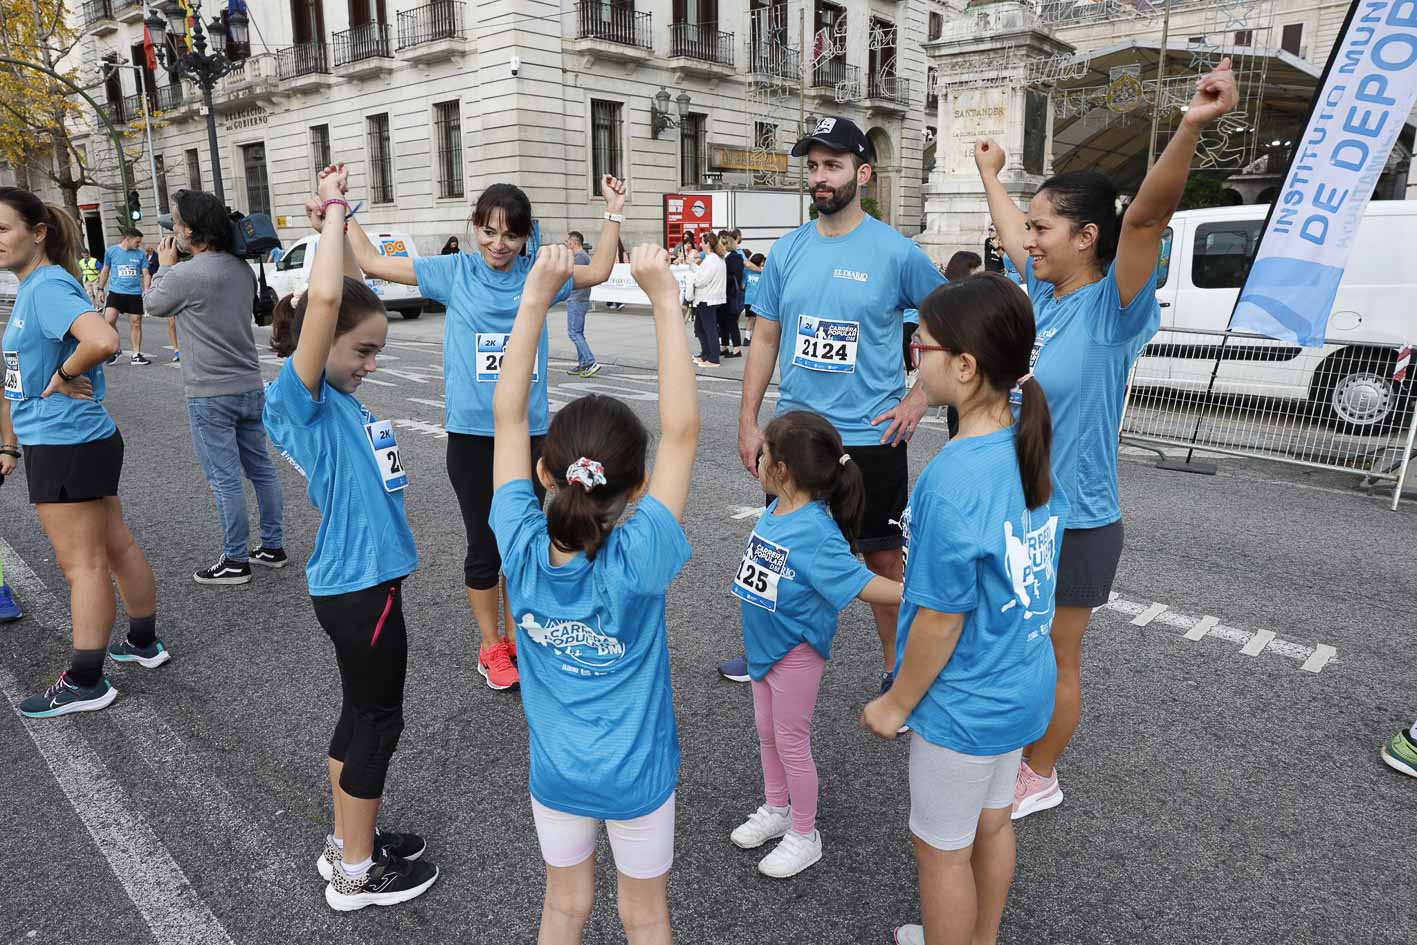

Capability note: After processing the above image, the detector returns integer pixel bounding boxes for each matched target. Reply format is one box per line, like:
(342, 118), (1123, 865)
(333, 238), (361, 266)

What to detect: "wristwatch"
(603, 212), (625, 224)
(56, 363), (77, 384)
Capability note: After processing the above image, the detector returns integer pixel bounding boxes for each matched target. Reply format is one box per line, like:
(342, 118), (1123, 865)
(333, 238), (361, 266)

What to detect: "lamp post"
(144, 0), (248, 203)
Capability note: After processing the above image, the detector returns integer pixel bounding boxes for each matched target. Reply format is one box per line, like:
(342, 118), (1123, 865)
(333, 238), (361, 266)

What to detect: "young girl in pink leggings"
(730, 410), (903, 878)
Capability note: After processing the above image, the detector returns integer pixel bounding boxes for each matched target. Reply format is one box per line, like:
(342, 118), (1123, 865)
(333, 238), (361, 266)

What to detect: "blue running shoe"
(109, 638), (171, 668)
(718, 656), (750, 683)
(19, 673), (117, 718)
(0, 583), (21, 623)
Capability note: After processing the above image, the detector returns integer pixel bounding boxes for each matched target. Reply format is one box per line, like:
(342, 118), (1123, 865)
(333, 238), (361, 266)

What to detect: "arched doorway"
(864, 126), (895, 226)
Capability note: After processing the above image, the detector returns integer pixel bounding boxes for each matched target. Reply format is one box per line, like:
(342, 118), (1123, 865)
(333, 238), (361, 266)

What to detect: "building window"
(680, 112), (706, 187)
(754, 121), (777, 149)
(185, 148), (201, 190)
(366, 112), (394, 204)
(1281, 23), (1303, 56)
(928, 11), (943, 40)
(155, 155), (170, 214)
(241, 142), (270, 216)
(1233, 29), (1253, 46)
(433, 100), (464, 199)
(310, 123), (330, 186)
(590, 99), (623, 191)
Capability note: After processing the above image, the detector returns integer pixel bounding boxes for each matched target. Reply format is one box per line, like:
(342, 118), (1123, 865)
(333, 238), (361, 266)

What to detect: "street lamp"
(650, 87), (692, 139)
(144, 0), (248, 204)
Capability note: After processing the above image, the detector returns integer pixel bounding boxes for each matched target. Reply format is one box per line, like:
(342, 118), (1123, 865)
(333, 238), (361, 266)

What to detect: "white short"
(530, 793), (676, 880)
(908, 734), (1021, 851)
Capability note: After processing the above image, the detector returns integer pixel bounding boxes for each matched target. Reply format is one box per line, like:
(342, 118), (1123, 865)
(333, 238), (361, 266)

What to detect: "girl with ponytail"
(729, 409), (903, 879)
(861, 274), (1066, 945)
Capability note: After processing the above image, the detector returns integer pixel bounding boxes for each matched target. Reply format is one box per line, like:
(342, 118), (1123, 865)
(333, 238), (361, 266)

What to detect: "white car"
(256, 230), (428, 319)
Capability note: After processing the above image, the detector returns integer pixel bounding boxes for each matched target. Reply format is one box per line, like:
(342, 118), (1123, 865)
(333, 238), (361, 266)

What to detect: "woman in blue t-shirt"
(862, 274), (1065, 945)
(973, 58), (1238, 820)
(263, 166), (437, 912)
(731, 409), (902, 880)
(0, 187), (167, 719)
(489, 243), (697, 944)
(346, 174), (625, 694)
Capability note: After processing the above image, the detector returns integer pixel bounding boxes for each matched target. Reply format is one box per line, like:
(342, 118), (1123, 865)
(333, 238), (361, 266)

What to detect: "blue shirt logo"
(517, 612), (625, 674)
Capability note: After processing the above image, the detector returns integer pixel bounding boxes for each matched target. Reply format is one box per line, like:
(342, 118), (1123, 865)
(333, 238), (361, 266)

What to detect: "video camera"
(157, 210), (281, 261)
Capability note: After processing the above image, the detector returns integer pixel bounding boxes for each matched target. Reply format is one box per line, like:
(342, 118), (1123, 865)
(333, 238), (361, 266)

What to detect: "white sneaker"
(730, 804), (792, 850)
(757, 829), (822, 879)
(893, 925), (925, 945)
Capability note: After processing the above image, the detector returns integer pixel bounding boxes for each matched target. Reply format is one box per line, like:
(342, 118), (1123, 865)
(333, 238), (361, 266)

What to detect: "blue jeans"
(566, 301), (596, 369)
(187, 390), (284, 562)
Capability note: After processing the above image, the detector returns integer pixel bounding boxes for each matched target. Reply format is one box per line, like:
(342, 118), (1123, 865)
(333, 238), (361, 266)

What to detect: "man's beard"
(812, 176), (858, 216)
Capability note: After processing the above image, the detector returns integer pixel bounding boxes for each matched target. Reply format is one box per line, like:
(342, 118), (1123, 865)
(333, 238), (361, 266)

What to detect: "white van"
(1138, 201), (1417, 432)
(256, 230), (428, 319)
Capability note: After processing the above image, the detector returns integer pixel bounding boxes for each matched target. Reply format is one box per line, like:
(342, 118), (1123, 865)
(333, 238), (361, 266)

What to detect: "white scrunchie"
(566, 457), (607, 492)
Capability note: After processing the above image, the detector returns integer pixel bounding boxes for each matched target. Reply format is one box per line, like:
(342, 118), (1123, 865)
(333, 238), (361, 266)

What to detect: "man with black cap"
(721, 116), (946, 694)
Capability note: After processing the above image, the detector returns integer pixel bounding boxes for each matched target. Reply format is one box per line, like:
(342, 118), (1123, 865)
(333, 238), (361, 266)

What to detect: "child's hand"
(630, 244), (678, 301)
(317, 163), (348, 202)
(304, 197), (326, 233)
(860, 694), (908, 740)
(526, 245), (575, 303)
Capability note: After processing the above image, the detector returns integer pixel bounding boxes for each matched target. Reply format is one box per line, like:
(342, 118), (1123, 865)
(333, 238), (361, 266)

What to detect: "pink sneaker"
(1011, 759), (1063, 821)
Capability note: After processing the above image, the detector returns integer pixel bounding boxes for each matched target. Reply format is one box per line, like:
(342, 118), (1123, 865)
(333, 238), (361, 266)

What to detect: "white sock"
(333, 836), (344, 850)
(340, 856), (373, 878)
(1409, 720), (1417, 740)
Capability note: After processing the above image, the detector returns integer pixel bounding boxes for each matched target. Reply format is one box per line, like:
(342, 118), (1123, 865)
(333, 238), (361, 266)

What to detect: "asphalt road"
(2, 307), (1413, 945)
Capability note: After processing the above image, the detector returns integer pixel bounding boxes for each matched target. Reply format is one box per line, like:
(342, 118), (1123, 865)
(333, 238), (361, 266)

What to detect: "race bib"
(116, 264), (138, 278)
(3, 350), (21, 401)
(364, 419), (408, 492)
(732, 533), (789, 611)
(792, 315), (858, 373)
(475, 333), (539, 383)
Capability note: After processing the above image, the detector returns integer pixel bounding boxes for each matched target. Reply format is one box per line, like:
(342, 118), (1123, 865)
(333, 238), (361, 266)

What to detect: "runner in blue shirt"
(348, 173), (626, 694)
(97, 227), (152, 365)
(975, 58), (1238, 820)
(263, 165), (437, 911)
(726, 115), (946, 691)
(0, 187), (166, 719)
(742, 251), (765, 345)
(490, 242), (697, 942)
(862, 274), (1066, 945)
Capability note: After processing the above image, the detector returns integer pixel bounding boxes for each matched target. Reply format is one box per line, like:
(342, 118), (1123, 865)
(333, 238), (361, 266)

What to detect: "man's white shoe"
(756, 829), (822, 879)
(730, 804), (792, 850)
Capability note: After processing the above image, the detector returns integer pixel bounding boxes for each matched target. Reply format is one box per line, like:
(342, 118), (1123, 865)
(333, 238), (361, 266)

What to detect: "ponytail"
(0, 188), (82, 281)
(269, 292), (302, 357)
(1014, 377), (1053, 510)
(827, 455), (865, 551)
(541, 395), (650, 561)
(268, 277), (385, 359)
(545, 479), (627, 562)
(762, 410), (863, 547)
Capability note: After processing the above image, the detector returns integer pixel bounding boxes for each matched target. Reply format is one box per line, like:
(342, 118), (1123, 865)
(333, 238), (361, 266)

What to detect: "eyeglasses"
(908, 340), (949, 369)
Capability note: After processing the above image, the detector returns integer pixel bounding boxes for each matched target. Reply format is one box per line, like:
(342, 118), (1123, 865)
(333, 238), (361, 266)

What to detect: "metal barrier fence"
(1121, 326), (1417, 510)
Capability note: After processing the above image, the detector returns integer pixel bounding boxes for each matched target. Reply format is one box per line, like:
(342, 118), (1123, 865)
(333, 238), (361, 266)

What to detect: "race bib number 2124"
(792, 315), (859, 373)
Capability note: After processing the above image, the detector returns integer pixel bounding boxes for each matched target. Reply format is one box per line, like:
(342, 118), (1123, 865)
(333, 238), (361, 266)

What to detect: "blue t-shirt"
(2, 266), (114, 446)
(492, 479), (691, 820)
(744, 270), (762, 308)
(753, 217), (946, 445)
(102, 245), (146, 295)
(897, 427), (1067, 755)
(262, 359), (418, 596)
(1026, 258), (1160, 529)
(414, 250), (574, 437)
(903, 308), (919, 326)
(735, 499), (874, 681)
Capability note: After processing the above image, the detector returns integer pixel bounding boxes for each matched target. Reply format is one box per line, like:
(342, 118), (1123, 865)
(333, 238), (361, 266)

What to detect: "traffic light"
(129, 190), (142, 222)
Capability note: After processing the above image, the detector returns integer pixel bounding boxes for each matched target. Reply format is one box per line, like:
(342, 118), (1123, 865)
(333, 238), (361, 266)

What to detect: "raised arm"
(1115, 58), (1237, 306)
(290, 166), (352, 394)
(973, 139), (1030, 276)
(630, 244), (699, 520)
(493, 245), (576, 490)
(344, 218), (417, 285)
(861, 607), (964, 739)
(572, 175), (627, 289)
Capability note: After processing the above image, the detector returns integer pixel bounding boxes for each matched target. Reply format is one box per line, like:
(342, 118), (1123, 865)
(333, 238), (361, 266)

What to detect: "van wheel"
(398, 308), (421, 320)
(1314, 350), (1404, 434)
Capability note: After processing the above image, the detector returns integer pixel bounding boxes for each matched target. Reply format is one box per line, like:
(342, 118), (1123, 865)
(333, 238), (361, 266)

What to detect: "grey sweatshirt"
(144, 252), (263, 398)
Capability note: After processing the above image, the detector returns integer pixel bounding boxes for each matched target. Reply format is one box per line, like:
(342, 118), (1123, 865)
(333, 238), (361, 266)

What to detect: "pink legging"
(751, 642), (828, 836)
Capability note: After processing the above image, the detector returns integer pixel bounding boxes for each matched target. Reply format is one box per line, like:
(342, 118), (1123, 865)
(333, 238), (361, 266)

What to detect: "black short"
(767, 442), (908, 553)
(1056, 520), (1125, 609)
(447, 432), (546, 590)
(105, 292), (143, 316)
(23, 430), (124, 504)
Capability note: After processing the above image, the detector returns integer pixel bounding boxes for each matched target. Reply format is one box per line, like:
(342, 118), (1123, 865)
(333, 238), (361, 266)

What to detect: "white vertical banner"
(1230, 0), (1417, 347)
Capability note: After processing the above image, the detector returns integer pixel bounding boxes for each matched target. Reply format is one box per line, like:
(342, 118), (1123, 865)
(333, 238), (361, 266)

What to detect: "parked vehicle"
(1137, 201), (1417, 433)
(255, 230), (427, 319)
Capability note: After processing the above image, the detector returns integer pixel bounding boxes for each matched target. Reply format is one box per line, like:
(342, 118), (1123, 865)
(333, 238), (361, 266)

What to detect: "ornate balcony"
(396, 0), (467, 63)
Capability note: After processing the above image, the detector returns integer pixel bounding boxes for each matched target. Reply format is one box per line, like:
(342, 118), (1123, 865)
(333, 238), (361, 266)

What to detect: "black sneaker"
(108, 638), (171, 668)
(249, 546), (288, 569)
(130, 353), (151, 366)
(193, 558), (252, 585)
(316, 829), (428, 881)
(18, 672), (118, 718)
(107, 352), (121, 365)
(325, 848), (439, 911)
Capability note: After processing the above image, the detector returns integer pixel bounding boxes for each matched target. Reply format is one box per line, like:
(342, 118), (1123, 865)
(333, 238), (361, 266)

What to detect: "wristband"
(603, 212), (625, 224)
(0, 447), (20, 459)
(320, 197), (350, 215)
(57, 363), (77, 384)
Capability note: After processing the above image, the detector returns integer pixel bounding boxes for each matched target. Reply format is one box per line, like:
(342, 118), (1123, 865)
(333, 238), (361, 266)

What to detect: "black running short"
(447, 432), (546, 590)
(1056, 520), (1125, 609)
(23, 429), (124, 504)
(767, 442), (908, 553)
(105, 292), (144, 316)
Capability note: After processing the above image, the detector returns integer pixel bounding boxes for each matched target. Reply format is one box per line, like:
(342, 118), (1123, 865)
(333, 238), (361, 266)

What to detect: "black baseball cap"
(791, 116), (875, 165)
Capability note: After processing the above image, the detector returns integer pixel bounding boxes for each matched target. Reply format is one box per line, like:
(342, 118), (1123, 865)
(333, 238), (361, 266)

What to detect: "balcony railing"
(574, 1), (652, 50)
(276, 41), (331, 79)
(112, 0), (142, 16)
(155, 82), (185, 111)
(811, 58), (860, 94)
(869, 73), (911, 106)
(334, 22), (392, 66)
(749, 40), (800, 79)
(396, 0), (464, 49)
(81, 0), (113, 26)
(669, 22), (733, 65)
(96, 98), (128, 126)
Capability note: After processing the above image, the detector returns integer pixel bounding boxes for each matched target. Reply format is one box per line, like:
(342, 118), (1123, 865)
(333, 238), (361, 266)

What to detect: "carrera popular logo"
(517, 612), (625, 670)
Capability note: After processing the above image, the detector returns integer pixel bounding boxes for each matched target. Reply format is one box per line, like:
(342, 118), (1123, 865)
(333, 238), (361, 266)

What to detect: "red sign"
(663, 193), (715, 250)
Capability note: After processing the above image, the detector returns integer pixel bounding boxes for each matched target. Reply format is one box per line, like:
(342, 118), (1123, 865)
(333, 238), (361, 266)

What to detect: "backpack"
(252, 260), (277, 327)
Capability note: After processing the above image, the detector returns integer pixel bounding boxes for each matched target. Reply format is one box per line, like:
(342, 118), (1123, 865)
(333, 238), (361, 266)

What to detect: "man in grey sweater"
(145, 189), (285, 586)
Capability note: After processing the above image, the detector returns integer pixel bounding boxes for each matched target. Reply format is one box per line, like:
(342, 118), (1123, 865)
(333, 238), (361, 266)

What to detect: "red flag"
(143, 23), (158, 71)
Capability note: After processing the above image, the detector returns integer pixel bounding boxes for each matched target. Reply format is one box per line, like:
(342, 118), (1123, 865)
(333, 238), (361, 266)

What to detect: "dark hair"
(567, 230), (585, 246)
(0, 187), (82, 280)
(763, 411), (864, 548)
(471, 183), (533, 240)
(681, 231), (698, 247)
(919, 273), (1053, 510)
(440, 236), (460, 254)
(1036, 170), (1122, 269)
(945, 251), (983, 281)
(750, 253), (765, 266)
(269, 276), (385, 358)
(701, 231), (721, 253)
(730, 228), (742, 239)
(120, 226), (143, 239)
(541, 394), (649, 561)
(173, 189), (232, 252)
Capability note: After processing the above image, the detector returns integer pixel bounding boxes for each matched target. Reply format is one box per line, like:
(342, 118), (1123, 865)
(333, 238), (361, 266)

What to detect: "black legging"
(718, 299), (742, 350)
(446, 432), (546, 590)
(694, 302), (722, 363)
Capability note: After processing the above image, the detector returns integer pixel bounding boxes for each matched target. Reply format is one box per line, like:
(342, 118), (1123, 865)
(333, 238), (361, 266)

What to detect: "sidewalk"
(545, 302), (752, 381)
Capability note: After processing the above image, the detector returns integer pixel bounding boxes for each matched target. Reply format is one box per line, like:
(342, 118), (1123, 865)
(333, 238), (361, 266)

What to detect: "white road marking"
(1103, 594), (1336, 671)
(1130, 602), (1169, 627)
(730, 506), (767, 520)
(1184, 615), (1220, 641)
(392, 418), (448, 439)
(1301, 644), (1338, 673)
(1240, 628), (1277, 657)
